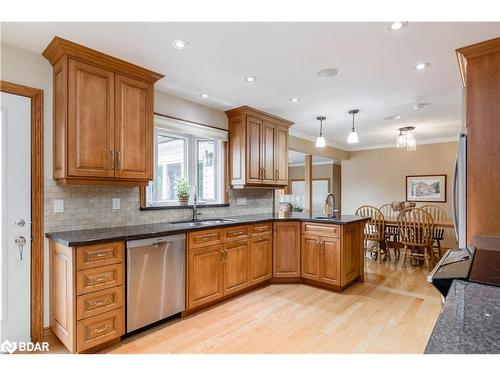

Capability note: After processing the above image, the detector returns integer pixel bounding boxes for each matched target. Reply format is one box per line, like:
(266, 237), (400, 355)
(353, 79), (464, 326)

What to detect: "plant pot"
(178, 196), (189, 206)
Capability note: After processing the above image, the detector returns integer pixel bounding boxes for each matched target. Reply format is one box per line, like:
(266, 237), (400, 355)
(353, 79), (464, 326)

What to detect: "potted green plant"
(174, 177), (190, 205)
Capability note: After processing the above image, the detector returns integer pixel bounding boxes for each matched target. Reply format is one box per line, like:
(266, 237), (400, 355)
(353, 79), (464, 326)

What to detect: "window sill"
(140, 203), (230, 211)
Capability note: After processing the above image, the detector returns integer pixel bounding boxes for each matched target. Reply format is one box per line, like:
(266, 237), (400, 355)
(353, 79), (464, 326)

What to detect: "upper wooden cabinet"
(43, 37), (163, 186)
(225, 106), (293, 188)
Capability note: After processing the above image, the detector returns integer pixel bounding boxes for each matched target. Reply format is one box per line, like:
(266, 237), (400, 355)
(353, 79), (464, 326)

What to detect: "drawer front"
(302, 222), (340, 238)
(188, 229), (223, 249)
(77, 263), (124, 295)
(77, 286), (124, 320)
(252, 222), (272, 237)
(77, 241), (124, 270)
(76, 308), (124, 352)
(223, 225), (250, 242)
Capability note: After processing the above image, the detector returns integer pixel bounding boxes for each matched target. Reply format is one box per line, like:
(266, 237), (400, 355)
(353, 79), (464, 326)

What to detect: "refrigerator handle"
(452, 153), (459, 242)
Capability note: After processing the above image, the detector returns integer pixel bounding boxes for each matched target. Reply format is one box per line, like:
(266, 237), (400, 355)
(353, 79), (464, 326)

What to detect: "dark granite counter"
(45, 213), (369, 247)
(425, 279), (500, 354)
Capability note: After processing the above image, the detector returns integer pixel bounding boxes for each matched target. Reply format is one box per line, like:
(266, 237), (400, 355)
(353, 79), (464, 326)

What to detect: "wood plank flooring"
(44, 257), (443, 354)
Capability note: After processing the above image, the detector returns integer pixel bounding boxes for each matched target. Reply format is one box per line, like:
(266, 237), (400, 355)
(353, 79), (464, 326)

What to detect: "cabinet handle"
(94, 325), (109, 334)
(89, 250), (111, 259)
(230, 230), (245, 236)
(116, 151), (121, 170)
(91, 298), (109, 307)
(89, 274), (109, 283)
(111, 151), (115, 170)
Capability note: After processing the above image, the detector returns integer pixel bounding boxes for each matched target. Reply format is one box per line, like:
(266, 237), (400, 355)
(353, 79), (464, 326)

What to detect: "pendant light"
(347, 109), (359, 144)
(396, 126), (416, 151)
(315, 116), (326, 148)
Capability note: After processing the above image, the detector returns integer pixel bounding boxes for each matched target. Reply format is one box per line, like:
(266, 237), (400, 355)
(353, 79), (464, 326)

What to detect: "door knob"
(15, 219), (25, 227)
(15, 236), (26, 260)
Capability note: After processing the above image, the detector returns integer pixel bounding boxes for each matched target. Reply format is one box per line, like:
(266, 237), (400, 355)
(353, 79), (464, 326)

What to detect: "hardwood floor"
(43, 256), (442, 354)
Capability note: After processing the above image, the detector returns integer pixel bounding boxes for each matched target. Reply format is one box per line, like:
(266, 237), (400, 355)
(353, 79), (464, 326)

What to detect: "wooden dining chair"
(379, 204), (396, 219)
(355, 205), (387, 261)
(397, 208), (435, 268)
(379, 204), (400, 259)
(421, 205), (447, 260)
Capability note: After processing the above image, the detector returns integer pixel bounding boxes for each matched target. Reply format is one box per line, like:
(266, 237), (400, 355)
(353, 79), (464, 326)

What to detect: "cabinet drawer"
(302, 222), (340, 238)
(188, 229), (223, 249)
(76, 241), (124, 270)
(77, 263), (123, 296)
(252, 222), (272, 237)
(76, 286), (124, 320)
(223, 225), (250, 242)
(76, 308), (124, 352)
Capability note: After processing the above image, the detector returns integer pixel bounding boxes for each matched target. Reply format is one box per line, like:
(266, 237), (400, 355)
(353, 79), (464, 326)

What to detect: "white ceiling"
(2, 22), (500, 149)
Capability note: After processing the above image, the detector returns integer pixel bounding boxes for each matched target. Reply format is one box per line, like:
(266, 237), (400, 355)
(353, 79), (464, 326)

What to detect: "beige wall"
(289, 135), (349, 161)
(289, 163), (341, 210)
(342, 142), (458, 246)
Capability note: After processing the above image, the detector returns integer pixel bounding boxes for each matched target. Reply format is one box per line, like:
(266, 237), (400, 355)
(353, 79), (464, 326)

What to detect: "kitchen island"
(46, 213), (369, 353)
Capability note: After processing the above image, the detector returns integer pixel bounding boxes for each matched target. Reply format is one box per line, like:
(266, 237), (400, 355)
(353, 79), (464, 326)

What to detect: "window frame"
(141, 117), (227, 208)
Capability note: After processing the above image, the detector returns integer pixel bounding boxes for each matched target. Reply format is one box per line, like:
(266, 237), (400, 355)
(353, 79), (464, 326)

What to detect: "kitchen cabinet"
(223, 240), (251, 296)
(49, 240), (125, 353)
(43, 36), (163, 186)
(250, 234), (273, 284)
(301, 234), (321, 280)
(225, 106), (293, 188)
(301, 234), (340, 285)
(273, 222), (301, 277)
(187, 244), (224, 309)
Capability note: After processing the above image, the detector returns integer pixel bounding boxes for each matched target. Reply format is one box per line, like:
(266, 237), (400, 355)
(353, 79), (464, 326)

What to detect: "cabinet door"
(261, 122), (275, 183)
(114, 74), (153, 180)
(274, 125), (289, 185)
(301, 234), (321, 281)
(246, 116), (262, 184)
(223, 240), (250, 296)
(250, 235), (272, 284)
(273, 222), (301, 277)
(341, 223), (361, 286)
(67, 59), (115, 178)
(187, 245), (223, 309)
(319, 237), (341, 286)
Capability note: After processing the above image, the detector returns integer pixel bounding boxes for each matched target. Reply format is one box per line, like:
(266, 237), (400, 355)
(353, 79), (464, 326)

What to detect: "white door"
(0, 92), (31, 345)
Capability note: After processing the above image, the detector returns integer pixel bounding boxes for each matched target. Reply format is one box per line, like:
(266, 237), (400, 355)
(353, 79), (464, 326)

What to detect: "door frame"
(0, 80), (44, 342)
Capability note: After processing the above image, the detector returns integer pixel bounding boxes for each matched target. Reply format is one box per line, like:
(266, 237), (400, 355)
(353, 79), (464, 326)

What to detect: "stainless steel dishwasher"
(126, 234), (186, 333)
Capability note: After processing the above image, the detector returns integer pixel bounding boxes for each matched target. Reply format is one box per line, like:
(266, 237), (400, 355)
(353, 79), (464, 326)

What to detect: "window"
(145, 116), (227, 207)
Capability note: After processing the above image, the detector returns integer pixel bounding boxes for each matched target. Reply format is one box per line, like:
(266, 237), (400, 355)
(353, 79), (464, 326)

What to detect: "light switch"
(236, 197), (247, 206)
(112, 198), (121, 210)
(53, 199), (64, 213)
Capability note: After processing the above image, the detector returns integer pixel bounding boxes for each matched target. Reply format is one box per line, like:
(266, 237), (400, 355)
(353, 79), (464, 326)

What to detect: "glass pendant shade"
(406, 131), (416, 151)
(347, 131), (359, 144)
(396, 126), (416, 150)
(315, 136), (326, 148)
(396, 132), (406, 148)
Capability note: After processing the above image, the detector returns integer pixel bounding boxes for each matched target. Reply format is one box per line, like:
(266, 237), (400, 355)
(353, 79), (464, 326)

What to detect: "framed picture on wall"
(406, 174), (447, 202)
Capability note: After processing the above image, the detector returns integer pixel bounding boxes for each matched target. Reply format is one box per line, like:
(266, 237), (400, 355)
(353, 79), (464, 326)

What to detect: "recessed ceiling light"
(200, 93), (209, 99)
(245, 75), (257, 82)
(172, 39), (188, 49)
(317, 68), (339, 78)
(385, 115), (401, 120)
(388, 22), (408, 31)
(290, 97), (300, 103)
(414, 102), (430, 110)
(415, 62), (430, 71)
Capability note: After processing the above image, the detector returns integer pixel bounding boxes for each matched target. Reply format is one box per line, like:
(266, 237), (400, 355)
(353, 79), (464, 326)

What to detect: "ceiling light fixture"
(413, 102), (430, 110)
(172, 39), (188, 49)
(290, 97), (300, 103)
(317, 68), (339, 78)
(415, 62), (430, 71)
(396, 126), (417, 151)
(200, 93), (209, 98)
(315, 116), (327, 148)
(347, 109), (360, 144)
(388, 22), (408, 31)
(244, 75), (257, 82)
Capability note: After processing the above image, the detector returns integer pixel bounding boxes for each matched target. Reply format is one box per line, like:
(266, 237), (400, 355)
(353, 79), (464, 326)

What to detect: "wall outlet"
(236, 197), (247, 206)
(112, 198), (121, 210)
(53, 199), (64, 213)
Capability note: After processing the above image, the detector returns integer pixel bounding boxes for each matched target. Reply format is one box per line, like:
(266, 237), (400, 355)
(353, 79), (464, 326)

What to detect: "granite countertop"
(45, 213), (369, 246)
(425, 279), (500, 354)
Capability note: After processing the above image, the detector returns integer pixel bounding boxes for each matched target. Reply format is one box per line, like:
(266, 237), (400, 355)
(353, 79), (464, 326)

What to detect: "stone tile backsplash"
(44, 179), (274, 233)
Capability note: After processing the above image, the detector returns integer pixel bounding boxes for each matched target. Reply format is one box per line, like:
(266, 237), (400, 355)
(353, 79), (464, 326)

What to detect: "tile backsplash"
(44, 179), (274, 233)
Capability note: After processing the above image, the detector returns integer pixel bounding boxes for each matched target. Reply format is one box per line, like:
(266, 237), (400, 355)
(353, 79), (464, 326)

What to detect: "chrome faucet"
(323, 193), (338, 218)
(192, 187), (201, 221)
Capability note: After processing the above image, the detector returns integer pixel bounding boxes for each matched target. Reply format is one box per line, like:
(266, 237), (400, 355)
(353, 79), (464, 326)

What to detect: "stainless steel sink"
(170, 218), (237, 226)
(313, 215), (339, 220)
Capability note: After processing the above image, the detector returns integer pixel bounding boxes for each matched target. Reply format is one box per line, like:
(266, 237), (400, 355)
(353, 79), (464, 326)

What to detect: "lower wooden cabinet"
(223, 240), (250, 296)
(301, 234), (321, 280)
(187, 244), (224, 309)
(319, 237), (341, 286)
(273, 222), (301, 277)
(50, 240), (125, 353)
(250, 234), (272, 284)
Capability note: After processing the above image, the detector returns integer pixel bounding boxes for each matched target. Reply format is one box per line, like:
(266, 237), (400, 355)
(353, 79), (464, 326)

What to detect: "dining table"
(384, 216), (454, 229)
